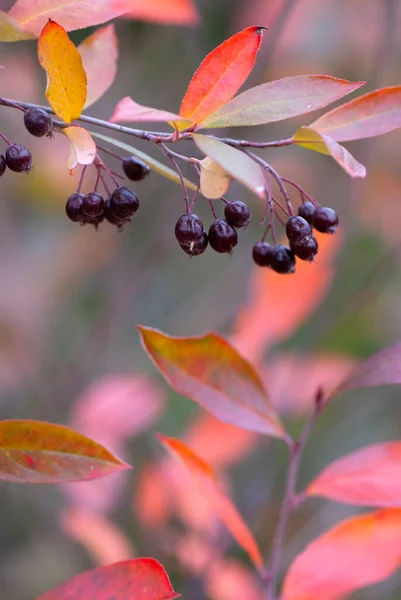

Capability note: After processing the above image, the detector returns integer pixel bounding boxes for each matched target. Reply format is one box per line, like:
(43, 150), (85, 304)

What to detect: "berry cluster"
(66, 186), (139, 229)
(252, 201), (339, 274)
(175, 200), (250, 256)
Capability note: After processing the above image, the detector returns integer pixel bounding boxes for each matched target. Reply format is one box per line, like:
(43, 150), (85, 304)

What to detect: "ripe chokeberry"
(312, 206), (339, 234)
(24, 108), (52, 138)
(252, 242), (273, 267)
(180, 232), (209, 256)
(286, 216), (312, 242)
(65, 193), (84, 223)
(224, 201), (251, 228)
(109, 186), (139, 220)
(5, 144), (32, 172)
(270, 244), (296, 274)
(175, 214), (204, 246)
(0, 154), (6, 177)
(208, 219), (238, 254)
(290, 235), (319, 261)
(82, 192), (105, 218)
(104, 198), (125, 227)
(122, 156), (151, 181)
(298, 201), (315, 224)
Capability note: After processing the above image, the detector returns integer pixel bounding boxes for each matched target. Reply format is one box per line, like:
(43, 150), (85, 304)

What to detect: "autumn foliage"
(1, 1), (401, 600)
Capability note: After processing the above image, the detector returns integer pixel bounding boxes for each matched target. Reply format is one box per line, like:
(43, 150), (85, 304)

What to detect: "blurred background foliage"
(0, 0), (401, 598)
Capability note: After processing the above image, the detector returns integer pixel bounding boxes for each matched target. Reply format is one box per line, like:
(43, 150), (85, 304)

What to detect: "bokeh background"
(0, 0), (401, 598)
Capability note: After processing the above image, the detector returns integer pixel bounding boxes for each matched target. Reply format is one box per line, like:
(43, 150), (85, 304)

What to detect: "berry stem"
(77, 165), (87, 194)
(206, 135), (295, 149)
(94, 167), (101, 193)
(100, 174), (111, 196)
(0, 131), (11, 145)
(265, 390), (323, 600)
(96, 144), (125, 160)
(246, 150), (295, 217)
(160, 142), (189, 213)
(95, 155), (121, 188)
(208, 198), (218, 220)
(281, 177), (318, 206)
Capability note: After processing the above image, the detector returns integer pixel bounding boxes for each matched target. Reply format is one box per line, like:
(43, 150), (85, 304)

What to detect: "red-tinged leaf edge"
(36, 558), (180, 600)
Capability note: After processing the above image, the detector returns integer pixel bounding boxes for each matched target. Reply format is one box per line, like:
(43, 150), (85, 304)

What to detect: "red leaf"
(179, 26), (265, 125)
(158, 434), (263, 569)
(0, 420), (130, 483)
(307, 442), (401, 507)
(335, 341), (401, 393)
(232, 232), (341, 362)
(36, 558), (179, 600)
(282, 509), (401, 600)
(138, 326), (286, 439)
(293, 126), (366, 178)
(193, 134), (266, 198)
(123, 0), (200, 26)
(110, 96), (191, 126)
(311, 85), (401, 141)
(199, 75), (364, 129)
(79, 25), (118, 110)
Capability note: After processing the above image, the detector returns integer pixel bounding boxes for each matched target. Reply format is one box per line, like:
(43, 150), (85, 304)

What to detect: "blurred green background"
(0, 0), (401, 598)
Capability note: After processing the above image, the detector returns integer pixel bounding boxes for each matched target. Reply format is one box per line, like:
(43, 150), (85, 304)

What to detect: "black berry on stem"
(24, 107), (52, 137)
(270, 245), (296, 274)
(290, 235), (319, 261)
(312, 207), (339, 233)
(224, 201), (251, 228)
(109, 186), (139, 220)
(122, 156), (151, 181)
(180, 232), (209, 256)
(82, 192), (105, 218)
(286, 216), (312, 242)
(5, 144), (32, 172)
(175, 214), (204, 245)
(252, 242), (273, 267)
(66, 193), (85, 223)
(0, 153), (6, 176)
(208, 219), (238, 254)
(298, 201), (315, 224)
(104, 198), (125, 227)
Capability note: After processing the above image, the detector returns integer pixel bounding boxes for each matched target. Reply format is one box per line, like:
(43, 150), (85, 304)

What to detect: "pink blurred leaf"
(335, 341), (401, 393)
(311, 86), (401, 141)
(123, 0), (200, 26)
(109, 96), (191, 127)
(193, 134), (266, 198)
(0, 420), (130, 484)
(36, 558), (179, 600)
(293, 126), (366, 178)
(138, 326), (286, 439)
(0, 10), (35, 41)
(158, 434), (263, 569)
(307, 442), (401, 507)
(179, 26), (265, 126)
(79, 24), (118, 109)
(282, 509), (401, 600)
(63, 126), (97, 170)
(199, 75), (364, 129)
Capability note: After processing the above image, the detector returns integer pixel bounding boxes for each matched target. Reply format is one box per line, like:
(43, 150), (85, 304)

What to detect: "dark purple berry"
(290, 235), (319, 261)
(104, 198), (125, 227)
(5, 144), (32, 172)
(82, 192), (104, 218)
(224, 201), (251, 228)
(252, 242), (273, 267)
(298, 201), (315, 224)
(312, 206), (339, 234)
(175, 214), (204, 245)
(208, 219), (238, 254)
(0, 153), (6, 177)
(180, 232), (208, 256)
(109, 186), (139, 220)
(286, 216), (312, 242)
(122, 156), (151, 181)
(65, 193), (84, 223)
(24, 108), (52, 138)
(270, 244), (296, 274)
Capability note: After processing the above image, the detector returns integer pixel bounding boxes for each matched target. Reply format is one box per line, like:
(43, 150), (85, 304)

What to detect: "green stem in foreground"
(266, 391), (323, 600)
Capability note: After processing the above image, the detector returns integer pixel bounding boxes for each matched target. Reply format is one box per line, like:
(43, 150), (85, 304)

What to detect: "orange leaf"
(179, 26), (265, 125)
(307, 442), (401, 507)
(158, 434), (263, 569)
(200, 75), (364, 129)
(311, 85), (401, 141)
(0, 420), (130, 483)
(38, 20), (87, 123)
(110, 96), (192, 127)
(36, 558), (179, 600)
(293, 126), (366, 178)
(138, 326), (286, 439)
(63, 126), (97, 170)
(0, 10), (35, 41)
(9, 0), (138, 37)
(193, 134), (266, 198)
(232, 232), (341, 362)
(123, 0), (200, 26)
(79, 24), (118, 110)
(282, 509), (401, 600)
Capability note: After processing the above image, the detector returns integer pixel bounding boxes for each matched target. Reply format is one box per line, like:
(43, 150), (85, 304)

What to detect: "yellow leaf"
(0, 10), (34, 42)
(199, 156), (231, 199)
(38, 19), (87, 123)
(63, 126), (97, 170)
